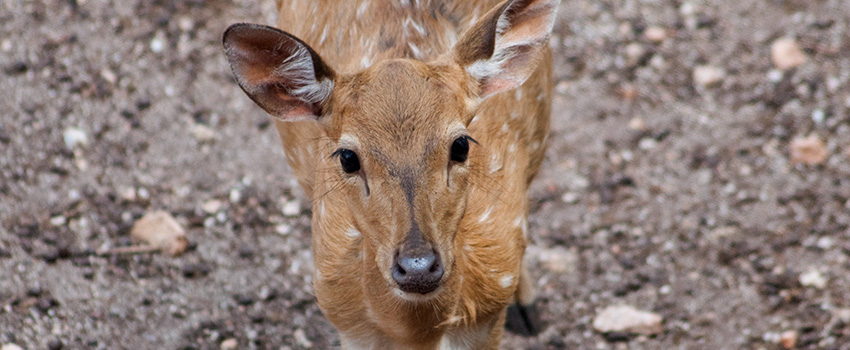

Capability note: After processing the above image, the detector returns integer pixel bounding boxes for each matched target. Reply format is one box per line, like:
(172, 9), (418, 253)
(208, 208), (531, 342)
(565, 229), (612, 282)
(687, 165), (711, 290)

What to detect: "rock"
(693, 65), (725, 87)
(799, 268), (827, 289)
(624, 43), (646, 65)
(537, 246), (576, 274)
(780, 330), (798, 349)
(191, 123), (216, 142)
(644, 26), (667, 43)
(220, 338), (237, 350)
(150, 35), (165, 53)
(282, 200), (301, 217)
(63, 127), (88, 150)
(47, 338), (64, 350)
(592, 305), (663, 335)
(1, 344), (23, 350)
(293, 328), (313, 348)
(771, 38), (807, 70)
(130, 211), (188, 256)
(201, 199), (222, 214)
(790, 134), (828, 165)
(627, 117), (647, 131)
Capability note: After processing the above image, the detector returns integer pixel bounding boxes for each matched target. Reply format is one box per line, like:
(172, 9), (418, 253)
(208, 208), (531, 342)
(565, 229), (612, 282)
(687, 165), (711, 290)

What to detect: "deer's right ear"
(223, 23), (335, 121)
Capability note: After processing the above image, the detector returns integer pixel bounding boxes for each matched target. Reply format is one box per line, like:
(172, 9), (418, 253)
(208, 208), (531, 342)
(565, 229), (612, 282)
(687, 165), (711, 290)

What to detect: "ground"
(1, 0), (850, 349)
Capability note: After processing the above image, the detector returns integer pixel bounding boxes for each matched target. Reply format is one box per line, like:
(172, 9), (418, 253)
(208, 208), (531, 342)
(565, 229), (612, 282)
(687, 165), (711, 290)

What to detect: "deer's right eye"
(335, 149), (361, 173)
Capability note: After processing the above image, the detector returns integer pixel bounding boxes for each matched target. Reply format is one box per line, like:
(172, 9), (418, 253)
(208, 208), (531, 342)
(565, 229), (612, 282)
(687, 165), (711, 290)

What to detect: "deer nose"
(391, 248), (444, 294)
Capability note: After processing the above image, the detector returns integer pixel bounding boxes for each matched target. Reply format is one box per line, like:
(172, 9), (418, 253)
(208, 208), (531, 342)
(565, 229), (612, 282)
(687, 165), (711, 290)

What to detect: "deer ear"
(453, 0), (559, 99)
(223, 23), (335, 121)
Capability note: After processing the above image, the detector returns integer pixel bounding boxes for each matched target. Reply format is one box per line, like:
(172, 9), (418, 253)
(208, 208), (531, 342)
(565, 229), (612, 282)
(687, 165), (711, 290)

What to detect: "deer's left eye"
(450, 136), (470, 163)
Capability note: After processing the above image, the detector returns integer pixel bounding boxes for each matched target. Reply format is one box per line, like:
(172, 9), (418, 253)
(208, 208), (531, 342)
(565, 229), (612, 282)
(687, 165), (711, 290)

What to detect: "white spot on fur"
(500, 122), (509, 133)
(513, 215), (524, 228)
(360, 55), (372, 69)
(489, 154), (501, 173)
(508, 142), (516, 153)
(404, 17), (427, 36)
(319, 24), (329, 45)
(499, 274), (514, 288)
(345, 227), (361, 238)
(515, 87), (523, 100)
(356, 1), (370, 19)
(408, 41), (423, 59)
(478, 206), (493, 223)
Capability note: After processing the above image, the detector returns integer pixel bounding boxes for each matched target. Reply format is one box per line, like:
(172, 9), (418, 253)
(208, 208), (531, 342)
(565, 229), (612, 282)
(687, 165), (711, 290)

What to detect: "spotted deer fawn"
(223, 0), (559, 348)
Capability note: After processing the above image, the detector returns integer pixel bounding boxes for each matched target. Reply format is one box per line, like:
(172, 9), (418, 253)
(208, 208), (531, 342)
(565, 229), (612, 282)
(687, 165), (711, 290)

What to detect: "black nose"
(391, 248), (444, 294)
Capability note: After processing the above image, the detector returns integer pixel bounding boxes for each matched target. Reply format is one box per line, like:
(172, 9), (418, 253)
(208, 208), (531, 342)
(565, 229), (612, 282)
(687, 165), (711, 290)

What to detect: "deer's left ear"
(452, 0), (560, 99)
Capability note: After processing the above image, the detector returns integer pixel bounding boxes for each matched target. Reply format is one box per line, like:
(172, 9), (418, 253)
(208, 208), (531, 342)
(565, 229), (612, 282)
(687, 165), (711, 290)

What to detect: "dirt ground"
(2, 0), (850, 349)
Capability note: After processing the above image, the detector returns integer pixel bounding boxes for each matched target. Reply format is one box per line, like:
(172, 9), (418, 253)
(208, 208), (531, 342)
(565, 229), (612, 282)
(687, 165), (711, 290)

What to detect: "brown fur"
(225, 0), (558, 348)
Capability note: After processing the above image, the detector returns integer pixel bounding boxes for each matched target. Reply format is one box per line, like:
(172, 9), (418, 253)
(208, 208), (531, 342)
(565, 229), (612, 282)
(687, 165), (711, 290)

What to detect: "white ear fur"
(461, 0), (560, 99)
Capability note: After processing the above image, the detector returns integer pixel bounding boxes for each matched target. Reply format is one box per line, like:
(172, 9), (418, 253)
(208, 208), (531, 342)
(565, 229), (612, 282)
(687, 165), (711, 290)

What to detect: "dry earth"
(1, 0), (850, 349)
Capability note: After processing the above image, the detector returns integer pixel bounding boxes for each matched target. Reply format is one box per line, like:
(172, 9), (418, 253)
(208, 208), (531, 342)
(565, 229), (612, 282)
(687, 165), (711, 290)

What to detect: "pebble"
(771, 38), (807, 70)
(799, 268), (827, 289)
(780, 330), (798, 349)
(627, 117), (647, 131)
(150, 36), (165, 53)
(592, 305), (663, 335)
(693, 65), (725, 87)
(229, 189), (242, 204)
(202, 199), (222, 214)
(275, 223), (293, 235)
(644, 26), (667, 43)
(624, 43), (646, 64)
(220, 338), (237, 350)
(789, 134), (828, 165)
(561, 192), (579, 204)
(282, 200), (301, 217)
(63, 127), (88, 150)
(537, 246), (576, 274)
(811, 109), (825, 125)
(293, 328), (313, 348)
(191, 123), (216, 142)
(131, 211), (188, 256)
(1, 344), (23, 350)
(50, 215), (67, 226)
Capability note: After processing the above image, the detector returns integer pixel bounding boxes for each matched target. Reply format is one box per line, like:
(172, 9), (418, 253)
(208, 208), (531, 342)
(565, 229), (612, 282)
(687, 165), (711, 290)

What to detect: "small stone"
(811, 109), (825, 125)
(50, 215), (67, 226)
(150, 36), (165, 53)
(202, 200), (222, 214)
(275, 223), (293, 235)
(800, 268), (827, 289)
(219, 338), (237, 350)
(537, 246), (576, 274)
(767, 69), (784, 83)
(63, 127), (88, 150)
(131, 211), (188, 256)
(282, 200), (301, 217)
(118, 187), (137, 201)
(100, 69), (117, 84)
(624, 43), (646, 65)
(790, 134), (828, 165)
(191, 123), (216, 142)
(234, 293), (255, 306)
(229, 189), (242, 204)
(771, 38), (807, 70)
(593, 305), (663, 335)
(693, 65), (725, 87)
(177, 16), (195, 32)
(780, 330), (798, 349)
(644, 26), (667, 43)
(561, 192), (579, 204)
(293, 328), (313, 348)
(627, 117), (647, 131)
(2, 344), (24, 350)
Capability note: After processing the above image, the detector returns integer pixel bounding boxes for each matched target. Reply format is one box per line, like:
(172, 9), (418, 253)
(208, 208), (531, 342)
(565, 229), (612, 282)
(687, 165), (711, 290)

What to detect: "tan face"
(320, 59), (476, 299)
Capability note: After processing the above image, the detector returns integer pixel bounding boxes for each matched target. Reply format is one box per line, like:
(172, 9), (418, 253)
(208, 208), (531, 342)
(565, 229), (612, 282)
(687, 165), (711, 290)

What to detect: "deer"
(222, 0), (559, 348)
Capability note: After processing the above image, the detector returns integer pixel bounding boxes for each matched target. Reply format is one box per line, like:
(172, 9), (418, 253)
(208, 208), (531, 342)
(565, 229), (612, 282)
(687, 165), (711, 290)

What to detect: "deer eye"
(450, 136), (470, 163)
(334, 149), (360, 173)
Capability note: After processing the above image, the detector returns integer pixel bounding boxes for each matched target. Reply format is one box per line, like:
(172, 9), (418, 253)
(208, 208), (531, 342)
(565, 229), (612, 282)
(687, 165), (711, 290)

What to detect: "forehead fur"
(333, 59), (468, 160)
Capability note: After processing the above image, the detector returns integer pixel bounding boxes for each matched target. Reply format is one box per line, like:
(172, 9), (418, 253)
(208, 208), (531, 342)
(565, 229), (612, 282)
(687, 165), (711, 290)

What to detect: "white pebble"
(800, 268), (827, 289)
(150, 36), (165, 53)
(693, 65), (726, 87)
(2, 344), (24, 350)
(229, 189), (242, 203)
(282, 200), (301, 217)
(811, 109), (825, 125)
(593, 305), (663, 335)
(63, 127), (88, 150)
